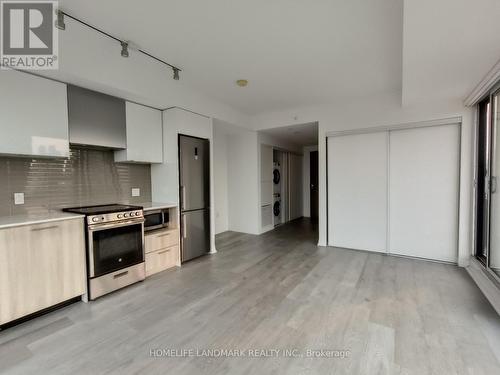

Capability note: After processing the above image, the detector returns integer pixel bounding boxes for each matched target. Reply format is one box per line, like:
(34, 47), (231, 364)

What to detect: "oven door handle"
(89, 219), (145, 232)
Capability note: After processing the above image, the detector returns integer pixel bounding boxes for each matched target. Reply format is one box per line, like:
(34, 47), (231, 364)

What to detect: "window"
(475, 83), (500, 280)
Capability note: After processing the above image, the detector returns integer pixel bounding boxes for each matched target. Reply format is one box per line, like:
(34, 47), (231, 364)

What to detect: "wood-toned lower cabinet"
(145, 228), (179, 252)
(0, 219), (86, 325)
(144, 228), (180, 277)
(145, 245), (179, 277)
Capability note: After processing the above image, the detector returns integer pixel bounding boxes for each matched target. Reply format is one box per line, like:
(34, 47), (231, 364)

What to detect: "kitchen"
(0, 69), (212, 323)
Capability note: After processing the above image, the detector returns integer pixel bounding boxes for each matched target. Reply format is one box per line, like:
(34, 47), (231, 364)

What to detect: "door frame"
(310, 150), (319, 221)
(489, 86), (500, 279)
(325, 117), (462, 262)
(472, 98), (492, 266)
(473, 81), (500, 284)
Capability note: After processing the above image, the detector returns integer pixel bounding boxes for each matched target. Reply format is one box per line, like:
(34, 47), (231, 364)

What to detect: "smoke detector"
(236, 79), (248, 87)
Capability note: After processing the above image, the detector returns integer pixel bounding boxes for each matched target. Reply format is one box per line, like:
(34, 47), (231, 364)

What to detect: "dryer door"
(273, 201), (281, 217)
(273, 169), (281, 184)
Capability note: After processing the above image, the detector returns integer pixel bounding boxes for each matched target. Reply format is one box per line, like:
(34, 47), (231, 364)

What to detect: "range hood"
(67, 85), (126, 149)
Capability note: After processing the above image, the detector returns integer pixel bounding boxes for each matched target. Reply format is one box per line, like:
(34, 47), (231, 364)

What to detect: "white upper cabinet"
(115, 102), (163, 163)
(0, 70), (69, 158)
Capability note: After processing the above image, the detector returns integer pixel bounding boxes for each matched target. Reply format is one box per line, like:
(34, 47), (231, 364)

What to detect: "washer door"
(273, 201), (281, 216)
(273, 169), (281, 184)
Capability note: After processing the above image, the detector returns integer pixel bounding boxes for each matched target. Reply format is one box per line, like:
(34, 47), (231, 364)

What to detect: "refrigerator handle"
(180, 185), (185, 211)
(183, 214), (187, 239)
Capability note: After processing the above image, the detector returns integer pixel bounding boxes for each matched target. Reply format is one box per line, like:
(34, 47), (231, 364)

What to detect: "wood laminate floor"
(1, 218), (500, 375)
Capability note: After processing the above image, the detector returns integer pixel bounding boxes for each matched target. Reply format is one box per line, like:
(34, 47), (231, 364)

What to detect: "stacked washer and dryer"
(272, 149), (289, 227)
(273, 161), (282, 226)
(260, 145), (301, 233)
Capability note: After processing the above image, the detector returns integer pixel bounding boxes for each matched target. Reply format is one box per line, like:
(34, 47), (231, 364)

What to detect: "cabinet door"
(145, 245), (179, 277)
(0, 70), (69, 158)
(0, 219), (86, 325)
(68, 86), (126, 149)
(115, 102), (163, 163)
(0, 225), (31, 324)
(145, 228), (179, 254)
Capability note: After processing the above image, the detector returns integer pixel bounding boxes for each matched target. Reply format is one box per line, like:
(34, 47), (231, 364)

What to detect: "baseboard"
(260, 225), (274, 234)
(466, 257), (500, 316)
(0, 296), (81, 331)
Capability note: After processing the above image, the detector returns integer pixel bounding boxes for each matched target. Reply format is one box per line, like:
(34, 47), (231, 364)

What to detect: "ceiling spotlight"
(121, 41), (129, 58)
(173, 68), (180, 80)
(55, 9), (65, 30)
(236, 79), (248, 87)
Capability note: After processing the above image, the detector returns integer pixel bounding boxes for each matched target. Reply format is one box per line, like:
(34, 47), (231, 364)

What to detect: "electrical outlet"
(14, 193), (24, 205)
(131, 188), (140, 197)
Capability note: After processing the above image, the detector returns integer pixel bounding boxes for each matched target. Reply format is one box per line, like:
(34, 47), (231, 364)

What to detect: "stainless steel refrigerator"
(179, 134), (210, 262)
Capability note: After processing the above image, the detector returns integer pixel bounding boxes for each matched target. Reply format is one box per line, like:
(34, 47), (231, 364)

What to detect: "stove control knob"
(123, 213), (129, 218)
(117, 214), (122, 219)
(92, 217), (99, 223)
(135, 211), (140, 216)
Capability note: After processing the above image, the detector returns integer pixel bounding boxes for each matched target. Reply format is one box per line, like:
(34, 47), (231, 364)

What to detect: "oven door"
(88, 220), (144, 278)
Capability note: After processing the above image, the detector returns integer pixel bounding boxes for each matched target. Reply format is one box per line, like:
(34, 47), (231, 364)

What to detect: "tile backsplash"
(0, 146), (152, 216)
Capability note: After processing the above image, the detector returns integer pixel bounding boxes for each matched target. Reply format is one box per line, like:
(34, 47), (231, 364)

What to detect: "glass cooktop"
(63, 204), (143, 215)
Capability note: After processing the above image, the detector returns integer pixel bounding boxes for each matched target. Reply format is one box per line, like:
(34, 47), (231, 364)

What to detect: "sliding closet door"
(328, 132), (388, 252)
(389, 124), (460, 262)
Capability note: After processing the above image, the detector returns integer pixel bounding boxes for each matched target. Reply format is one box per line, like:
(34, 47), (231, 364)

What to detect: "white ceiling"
(59, 0), (403, 115)
(259, 122), (318, 147)
(402, 0), (500, 105)
(58, 0), (500, 118)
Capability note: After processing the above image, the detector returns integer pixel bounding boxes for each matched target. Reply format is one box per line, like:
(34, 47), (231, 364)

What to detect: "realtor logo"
(1, 1), (58, 69)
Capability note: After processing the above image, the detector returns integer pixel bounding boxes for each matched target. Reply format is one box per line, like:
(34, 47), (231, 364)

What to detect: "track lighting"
(54, 10), (181, 79)
(55, 10), (65, 30)
(121, 42), (129, 58)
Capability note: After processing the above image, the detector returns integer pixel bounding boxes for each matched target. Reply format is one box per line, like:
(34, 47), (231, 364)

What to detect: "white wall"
(402, 0), (500, 106)
(251, 91), (473, 266)
(227, 130), (260, 235)
(258, 132), (302, 153)
(302, 145), (318, 217)
(288, 153), (303, 220)
(213, 124), (229, 234)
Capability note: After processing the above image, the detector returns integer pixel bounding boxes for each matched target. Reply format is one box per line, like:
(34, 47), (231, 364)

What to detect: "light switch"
(131, 188), (140, 197)
(14, 193), (24, 205)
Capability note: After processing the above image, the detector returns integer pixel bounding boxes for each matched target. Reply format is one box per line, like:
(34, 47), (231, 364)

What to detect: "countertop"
(0, 202), (178, 229)
(139, 202), (178, 211)
(0, 211), (85, 229)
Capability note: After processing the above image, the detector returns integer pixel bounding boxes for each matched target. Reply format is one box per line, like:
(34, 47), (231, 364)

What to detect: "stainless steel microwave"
(144, 209), (170, 232)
